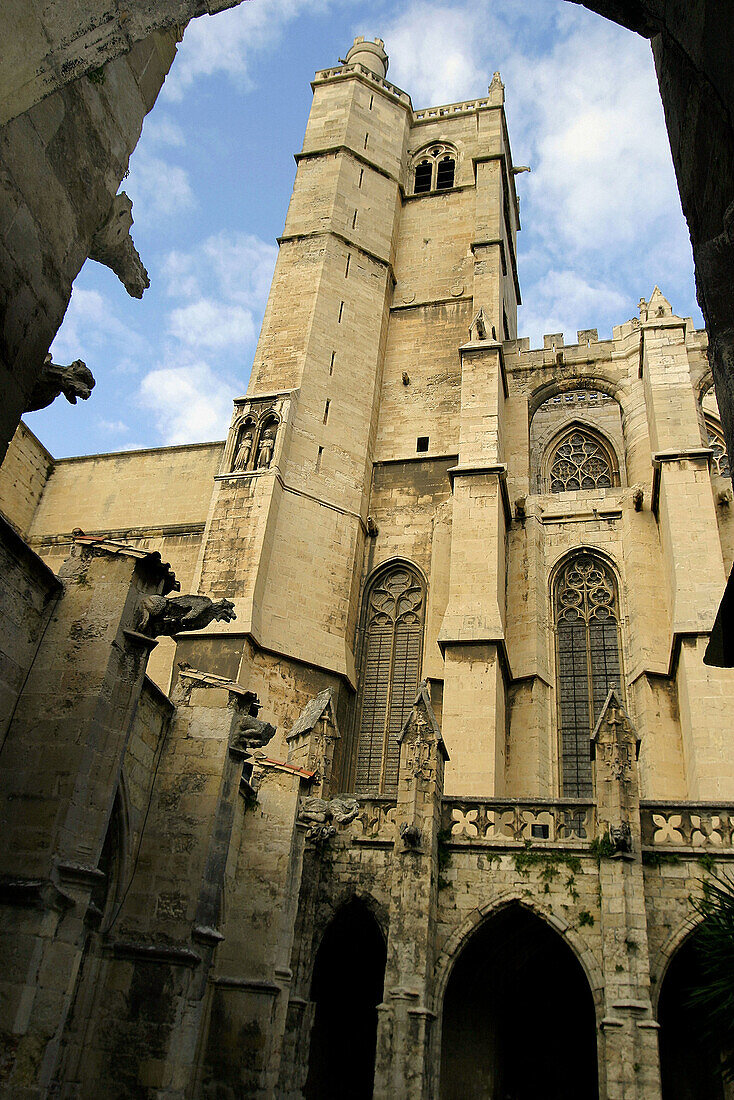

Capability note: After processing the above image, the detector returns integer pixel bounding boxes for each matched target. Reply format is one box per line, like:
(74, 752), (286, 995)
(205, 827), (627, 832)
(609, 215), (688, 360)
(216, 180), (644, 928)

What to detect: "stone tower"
(1, 36), (734, 1100)
(184, 40), (521, 800)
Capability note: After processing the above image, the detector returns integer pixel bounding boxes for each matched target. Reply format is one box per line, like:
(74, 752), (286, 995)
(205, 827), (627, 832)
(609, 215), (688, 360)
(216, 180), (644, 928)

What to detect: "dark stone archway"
(439, 903), (599, 1100)
(304, 899), (387, 1100)
(657, 931), (727, 1100)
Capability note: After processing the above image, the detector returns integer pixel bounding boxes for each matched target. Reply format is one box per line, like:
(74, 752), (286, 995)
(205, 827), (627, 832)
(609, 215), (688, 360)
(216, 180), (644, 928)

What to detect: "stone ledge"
(108, 940), (201, 967)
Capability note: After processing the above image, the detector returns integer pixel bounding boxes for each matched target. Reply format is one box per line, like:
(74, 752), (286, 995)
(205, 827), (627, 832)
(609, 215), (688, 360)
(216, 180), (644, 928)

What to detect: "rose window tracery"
(548, 430), (615, 492)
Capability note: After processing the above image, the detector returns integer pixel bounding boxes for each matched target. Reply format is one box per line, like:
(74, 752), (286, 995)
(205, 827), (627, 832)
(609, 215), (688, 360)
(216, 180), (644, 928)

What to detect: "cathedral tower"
(185, 40), (521, 798)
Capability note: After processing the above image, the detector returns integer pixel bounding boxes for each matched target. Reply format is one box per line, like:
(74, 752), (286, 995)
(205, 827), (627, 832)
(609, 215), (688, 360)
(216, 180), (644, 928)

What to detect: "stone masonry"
(1, 34), (734, 1100)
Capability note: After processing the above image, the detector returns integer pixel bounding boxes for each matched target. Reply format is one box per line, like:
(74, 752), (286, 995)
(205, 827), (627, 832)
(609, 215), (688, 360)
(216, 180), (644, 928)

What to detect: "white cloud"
(141, 113), (186, 148)
(382, 2), (485, 107)
(124, 152), (195, 222)
(168, 298), (256, 349)
(164, 0), (343, 99)
(518, 269), (629, 348)
(97, 418), (129, 434)
(164, 233), (277, 307)
(50, 287), (148, 364)
(504, 16), (680, 258)
(138, 360), (234, 444)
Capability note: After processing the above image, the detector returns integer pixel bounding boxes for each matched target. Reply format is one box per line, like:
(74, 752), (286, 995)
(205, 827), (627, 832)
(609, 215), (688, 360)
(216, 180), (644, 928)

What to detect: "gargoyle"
(89, 192), (150, 299)
(299, 796), (360, 841)
(609, 822), (633, 855)
(230, 712), (276, 753)
(137, 594), (237, 637)
(26, 354), (95, 413)
(400, 821), (421, 848)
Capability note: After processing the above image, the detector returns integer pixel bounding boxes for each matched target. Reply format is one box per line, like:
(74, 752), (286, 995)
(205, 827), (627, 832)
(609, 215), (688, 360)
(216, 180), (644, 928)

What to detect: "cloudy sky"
(33, 0), (700, 457)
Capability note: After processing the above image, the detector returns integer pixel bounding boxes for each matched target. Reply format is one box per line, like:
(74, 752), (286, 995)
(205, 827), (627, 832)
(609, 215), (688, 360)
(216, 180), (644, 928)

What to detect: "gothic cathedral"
(1, 35), (733, 1100)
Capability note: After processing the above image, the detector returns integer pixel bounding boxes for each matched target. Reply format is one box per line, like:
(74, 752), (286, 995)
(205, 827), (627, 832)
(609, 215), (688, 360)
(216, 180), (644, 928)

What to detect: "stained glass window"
(706, 421), (731, 478)
(355, 565), (424, 794)
(555, 554), (622, 798)
(547, 428), (616, 493)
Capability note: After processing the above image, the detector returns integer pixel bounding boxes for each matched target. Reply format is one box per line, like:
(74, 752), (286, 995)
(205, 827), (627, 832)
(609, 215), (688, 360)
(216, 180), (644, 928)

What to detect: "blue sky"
(33, 0), (701, 457)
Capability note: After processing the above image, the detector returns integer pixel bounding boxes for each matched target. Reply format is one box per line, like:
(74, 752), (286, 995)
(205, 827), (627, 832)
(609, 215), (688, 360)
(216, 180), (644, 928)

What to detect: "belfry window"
(354, 563), (425, 794)
(411, 145), (457, 195)
(546, 426), (617, 492)
(435, 155), (455, 189)
(554, 553), (622, 798)
(414, 160), (432, 194)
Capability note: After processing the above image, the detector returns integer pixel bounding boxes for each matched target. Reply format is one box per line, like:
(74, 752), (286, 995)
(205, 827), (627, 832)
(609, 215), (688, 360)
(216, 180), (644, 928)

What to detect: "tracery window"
(354, 563), (425, 794)
(706, 420), (730, 478)
(546, 426), (617, 493)
(554, 553), (622, 798)
(411, 145), (457, 195)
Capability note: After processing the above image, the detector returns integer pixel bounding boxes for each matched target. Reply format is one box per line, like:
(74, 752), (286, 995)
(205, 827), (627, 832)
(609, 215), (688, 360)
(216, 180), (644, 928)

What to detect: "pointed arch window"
(706, 419), (730, 478)
(544, 425), (618, 493)
(411, 144), (457, 195)
(554, 553), (623, 798)
(354, 563), (425, 794)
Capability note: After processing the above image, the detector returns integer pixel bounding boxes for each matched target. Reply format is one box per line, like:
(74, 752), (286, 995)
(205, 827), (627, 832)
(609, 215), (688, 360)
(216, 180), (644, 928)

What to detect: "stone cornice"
(277, 229), (393, 279)
(447, 462), (512, 526)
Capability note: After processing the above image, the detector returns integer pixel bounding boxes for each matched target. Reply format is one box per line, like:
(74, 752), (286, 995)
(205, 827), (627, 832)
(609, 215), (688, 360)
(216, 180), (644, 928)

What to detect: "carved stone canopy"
(398, 680), (449, 761)
(591, 688), (640, 763)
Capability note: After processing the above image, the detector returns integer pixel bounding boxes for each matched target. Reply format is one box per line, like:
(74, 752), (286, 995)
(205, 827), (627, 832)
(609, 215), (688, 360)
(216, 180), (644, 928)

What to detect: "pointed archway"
(439, 902), (599, 1100)
(657, 932), (727, 1100)
(304, 899), (387, 1100)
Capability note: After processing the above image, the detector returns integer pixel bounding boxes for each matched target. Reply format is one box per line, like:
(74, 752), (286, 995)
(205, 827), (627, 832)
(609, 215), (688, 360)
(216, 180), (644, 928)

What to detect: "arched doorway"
(304, 899), (387, 1100)
(658, 932), (727, 1100)
(440, 903), (599, 1100)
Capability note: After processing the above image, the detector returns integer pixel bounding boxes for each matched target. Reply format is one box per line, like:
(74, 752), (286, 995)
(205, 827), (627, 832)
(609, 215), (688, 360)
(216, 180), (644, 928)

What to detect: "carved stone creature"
(256, 428), (276, 468)
(609, 822), (633, 855)
(400, 821), (421, 848)
(299, 796), (359, 842)
(232, 431), (253, 472)
(230, 713), (276, 753)
(137, 594), (237, 637)
(89, 192), (150, 299)
(26, 354), (95, 412)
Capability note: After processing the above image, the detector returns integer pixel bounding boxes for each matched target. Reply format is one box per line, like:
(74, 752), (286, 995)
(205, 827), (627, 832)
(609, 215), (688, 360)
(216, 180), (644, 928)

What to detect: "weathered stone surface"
(0, 27), (733, 1099)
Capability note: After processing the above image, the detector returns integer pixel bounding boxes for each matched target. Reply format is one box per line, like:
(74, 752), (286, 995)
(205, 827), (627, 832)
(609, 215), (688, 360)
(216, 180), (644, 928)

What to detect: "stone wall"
(0, 28), (182, 463)
(0, 516), (61, 737)
(0, 422), (53, 537)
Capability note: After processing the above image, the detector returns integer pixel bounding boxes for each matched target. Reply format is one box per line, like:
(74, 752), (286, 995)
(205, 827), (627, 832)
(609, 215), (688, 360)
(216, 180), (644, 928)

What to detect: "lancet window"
(354, 563), (425, 794)
(554, 553), (623, 798)
(545, 426), (617, 493)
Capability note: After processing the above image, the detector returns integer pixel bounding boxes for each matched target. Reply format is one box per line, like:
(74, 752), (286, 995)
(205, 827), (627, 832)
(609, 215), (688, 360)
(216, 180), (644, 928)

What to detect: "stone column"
(439, 339), (510, 794)
(592, 690), (662, 1100)
(642, 294), (734, 796)
(0, 539), (173, 1097)
(374, 683), (447, 1100)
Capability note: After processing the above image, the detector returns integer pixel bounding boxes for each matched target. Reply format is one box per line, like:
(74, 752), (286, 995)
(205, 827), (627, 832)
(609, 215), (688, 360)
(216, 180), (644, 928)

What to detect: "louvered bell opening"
(414, 161), (432, 193)
(435, 156), (455, 189)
